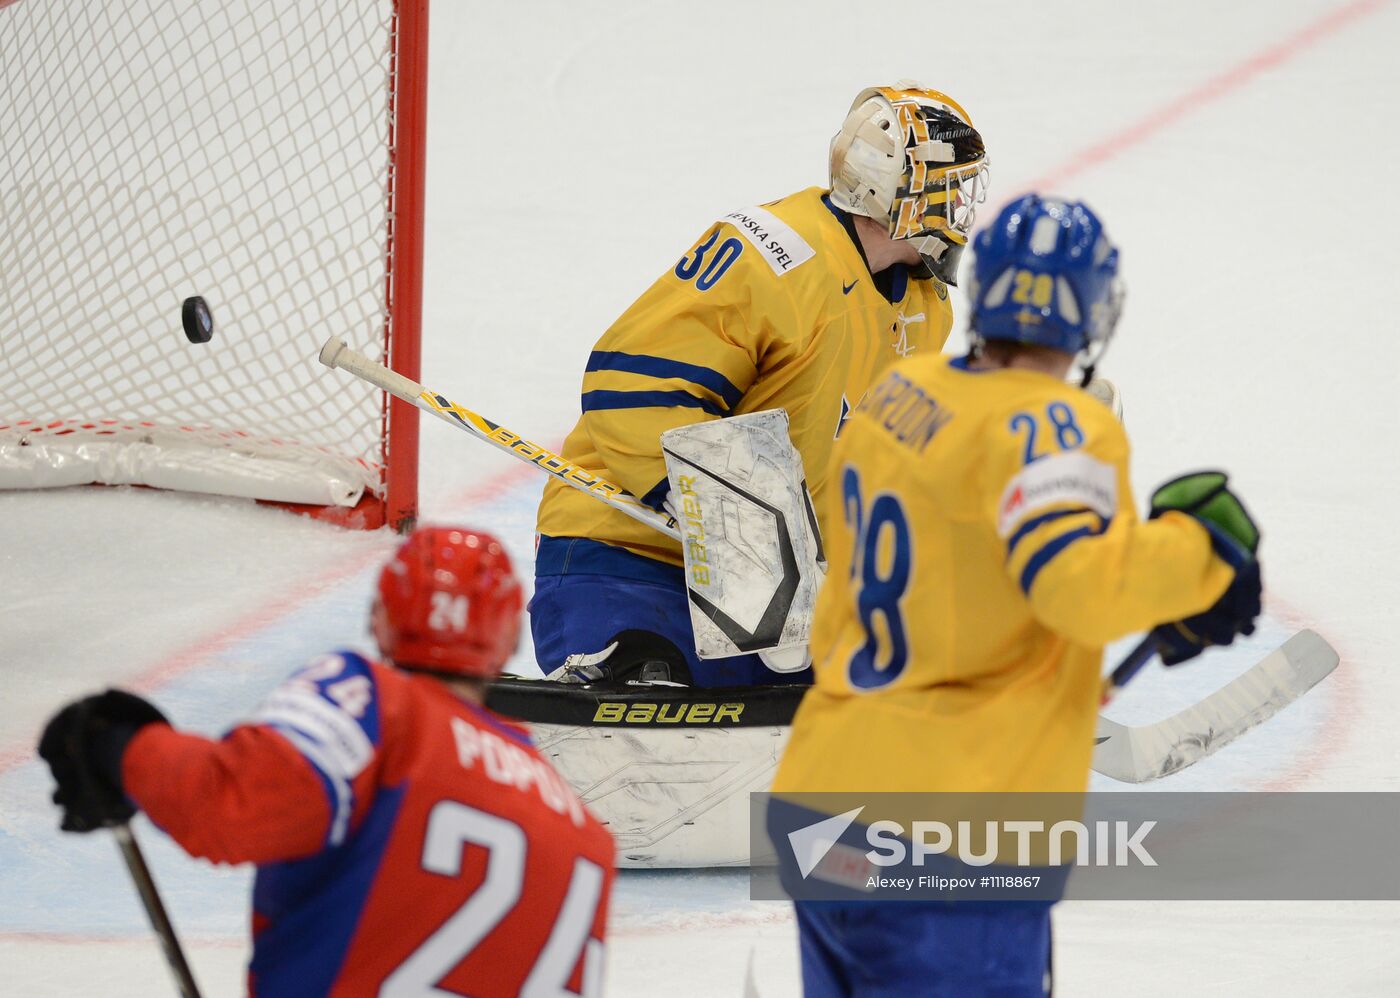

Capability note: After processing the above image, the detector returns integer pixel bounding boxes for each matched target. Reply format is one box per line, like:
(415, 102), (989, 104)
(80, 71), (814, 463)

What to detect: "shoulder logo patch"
(842, 279), (858, 295)
(721, 206), (816, 276)
(997, 451), (1118, 538)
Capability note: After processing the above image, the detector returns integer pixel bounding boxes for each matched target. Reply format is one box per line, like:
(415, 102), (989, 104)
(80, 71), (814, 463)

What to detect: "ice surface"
(4, 0), (1400, 994)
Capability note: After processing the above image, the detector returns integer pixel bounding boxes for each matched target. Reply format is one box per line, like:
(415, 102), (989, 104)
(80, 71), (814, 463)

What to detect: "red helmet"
(371, 526), (523, 678)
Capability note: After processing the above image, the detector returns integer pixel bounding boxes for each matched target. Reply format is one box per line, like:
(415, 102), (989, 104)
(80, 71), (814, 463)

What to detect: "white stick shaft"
(319, 337), (679, 539)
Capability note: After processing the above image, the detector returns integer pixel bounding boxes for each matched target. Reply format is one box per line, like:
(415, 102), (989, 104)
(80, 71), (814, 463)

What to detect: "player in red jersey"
(38, 527), (615, 997)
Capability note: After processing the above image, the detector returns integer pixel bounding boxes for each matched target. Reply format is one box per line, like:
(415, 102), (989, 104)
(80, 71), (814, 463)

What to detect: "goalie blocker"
(532, 410), (824, 686)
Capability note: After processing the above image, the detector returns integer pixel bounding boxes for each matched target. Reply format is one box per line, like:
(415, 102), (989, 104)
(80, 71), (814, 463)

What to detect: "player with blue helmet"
(967, 193), (1123, 376)
(770, 195), (1262, 995)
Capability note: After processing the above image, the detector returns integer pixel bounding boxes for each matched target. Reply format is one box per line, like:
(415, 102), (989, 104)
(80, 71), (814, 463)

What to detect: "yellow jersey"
(771, 354), (1236, 794)
(536, 187), (954, 568)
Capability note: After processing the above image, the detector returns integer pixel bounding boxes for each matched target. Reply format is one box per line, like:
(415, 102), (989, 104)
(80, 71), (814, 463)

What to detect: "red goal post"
(0, 0), (427, 531)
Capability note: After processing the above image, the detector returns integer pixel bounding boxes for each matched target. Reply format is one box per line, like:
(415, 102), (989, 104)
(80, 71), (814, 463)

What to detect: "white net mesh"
(0, 0), (406, 507)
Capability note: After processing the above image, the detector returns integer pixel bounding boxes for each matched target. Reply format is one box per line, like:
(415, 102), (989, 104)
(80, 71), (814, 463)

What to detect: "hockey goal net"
(0, 0), (426, 530)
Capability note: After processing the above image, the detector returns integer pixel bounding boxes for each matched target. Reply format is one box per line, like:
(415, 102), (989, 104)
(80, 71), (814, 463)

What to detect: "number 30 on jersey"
(674, 227), (743, 292)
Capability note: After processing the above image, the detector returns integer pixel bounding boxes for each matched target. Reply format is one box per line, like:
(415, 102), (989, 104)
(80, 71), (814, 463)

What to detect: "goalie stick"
(319, 338), (820, 664)
(1092, 629), (1339, 783)
(318, 337), (679, 539)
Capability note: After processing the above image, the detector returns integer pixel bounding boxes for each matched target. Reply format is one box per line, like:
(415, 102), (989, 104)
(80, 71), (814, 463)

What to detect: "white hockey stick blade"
(1092, 629), (1339, 783)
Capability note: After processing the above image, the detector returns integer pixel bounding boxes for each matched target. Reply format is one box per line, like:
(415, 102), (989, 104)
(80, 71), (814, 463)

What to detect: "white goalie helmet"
(829, 82), (990, 285)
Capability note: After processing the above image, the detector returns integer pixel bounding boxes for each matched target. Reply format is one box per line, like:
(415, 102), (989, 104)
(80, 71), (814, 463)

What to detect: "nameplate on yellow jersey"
(721, 206), (815, 276)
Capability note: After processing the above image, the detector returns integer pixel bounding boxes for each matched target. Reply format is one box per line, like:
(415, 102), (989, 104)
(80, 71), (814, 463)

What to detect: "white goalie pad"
(661, 410), (824, 666)
(0, 424), (368, 506)
(532, 720), (787, 868)
(486, 676), (804, 868)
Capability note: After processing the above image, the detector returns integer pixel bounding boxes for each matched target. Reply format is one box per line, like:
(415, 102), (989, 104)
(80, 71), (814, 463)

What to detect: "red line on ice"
(1008, 0), (1383, 787)
(0, 464), (537, 776)
(1255, 594), (1359, 791)
(0, 905), (793, 947)
(0, 929), (244, 949)
(1011, 0), (1387, 196)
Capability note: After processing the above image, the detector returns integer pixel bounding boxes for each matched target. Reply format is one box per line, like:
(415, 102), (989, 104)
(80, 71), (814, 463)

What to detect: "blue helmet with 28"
(967, 194), (1123, 360)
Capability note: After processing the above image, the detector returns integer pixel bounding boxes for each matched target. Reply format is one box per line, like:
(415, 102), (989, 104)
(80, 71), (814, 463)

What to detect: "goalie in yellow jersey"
(532, 84), (990, 687)
(770, 195), (1262, 996)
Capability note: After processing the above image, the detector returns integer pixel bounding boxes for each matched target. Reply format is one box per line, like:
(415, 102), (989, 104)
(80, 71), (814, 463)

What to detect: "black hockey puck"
(182, 296), (213, 343)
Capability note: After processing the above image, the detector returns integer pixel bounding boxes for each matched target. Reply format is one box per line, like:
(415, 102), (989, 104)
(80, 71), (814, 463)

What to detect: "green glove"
(1149, 470), (1259, 556)
(1147, 471), (1262, 665)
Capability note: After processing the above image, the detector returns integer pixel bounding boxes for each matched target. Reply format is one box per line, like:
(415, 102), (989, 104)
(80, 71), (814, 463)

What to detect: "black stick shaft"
(113, 823), (202, 998)
(1102, 635), (1157, 705)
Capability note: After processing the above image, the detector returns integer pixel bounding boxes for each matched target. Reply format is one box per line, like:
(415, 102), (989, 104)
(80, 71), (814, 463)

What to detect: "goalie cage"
(0, 0), (428, 530)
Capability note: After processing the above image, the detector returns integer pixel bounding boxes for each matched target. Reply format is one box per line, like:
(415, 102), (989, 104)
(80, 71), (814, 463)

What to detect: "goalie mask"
(829, 82), (989, 286)
(372, 526), (523, 679)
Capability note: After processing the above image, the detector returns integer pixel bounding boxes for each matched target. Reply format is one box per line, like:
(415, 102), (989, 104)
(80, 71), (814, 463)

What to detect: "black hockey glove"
(1147, 471), (1262, 666)
(36, 690), (168, 832)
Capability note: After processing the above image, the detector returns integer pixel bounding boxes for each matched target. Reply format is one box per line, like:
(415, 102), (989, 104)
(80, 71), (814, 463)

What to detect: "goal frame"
(0, 0), (428, 533)
(319, 0), (426, 533)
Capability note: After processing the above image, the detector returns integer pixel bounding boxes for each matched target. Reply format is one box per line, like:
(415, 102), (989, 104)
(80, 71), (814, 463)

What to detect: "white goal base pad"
(0, 424), (369, 507)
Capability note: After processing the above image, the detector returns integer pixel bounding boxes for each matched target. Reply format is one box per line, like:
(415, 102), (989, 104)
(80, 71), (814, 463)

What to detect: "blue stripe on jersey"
(580, 388), (725, 416)
(1018, 520), (1111, 595)
(586, 351), (744, 409)
(250, 783), (406, 998)
(1004, 508), (1097, 561)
